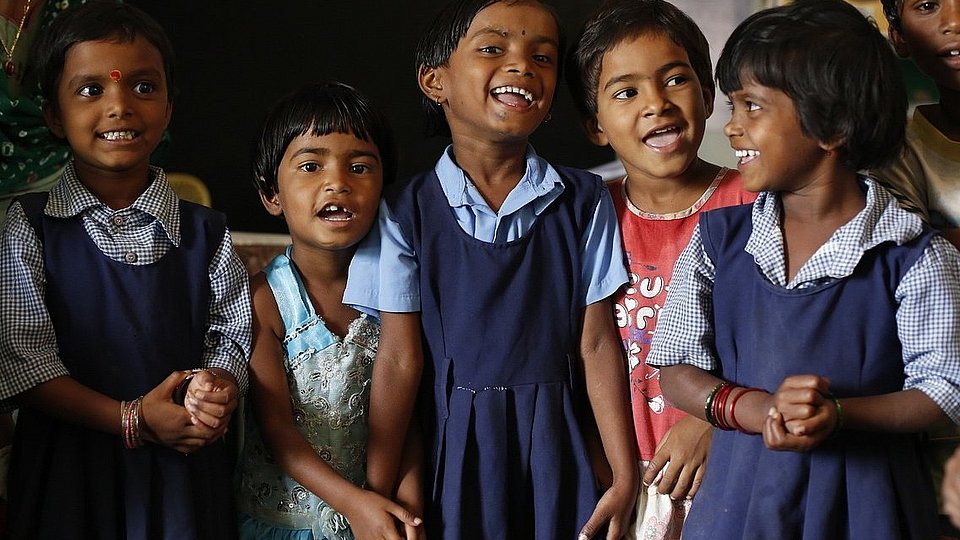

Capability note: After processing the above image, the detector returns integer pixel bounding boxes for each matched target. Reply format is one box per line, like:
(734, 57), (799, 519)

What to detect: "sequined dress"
(236, 248), (378, 540)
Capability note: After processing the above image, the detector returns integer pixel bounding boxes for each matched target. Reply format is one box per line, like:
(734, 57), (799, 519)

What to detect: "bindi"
(110, 69), (122, 83)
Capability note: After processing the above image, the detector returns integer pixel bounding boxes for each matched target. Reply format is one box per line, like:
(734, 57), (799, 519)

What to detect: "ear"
(418, 64), (445, 106)
(42, 102), (66, 139)
(583, 115), (609, 147)
(888, 26), (911, 58)
(259, 189), (283, 217)
(819, 134), (846, 155)
(702, 85), (715, 120)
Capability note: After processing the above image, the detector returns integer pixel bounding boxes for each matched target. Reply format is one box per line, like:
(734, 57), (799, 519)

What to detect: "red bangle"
(713, 383), (737, 431)
(729, 387), (765, 433)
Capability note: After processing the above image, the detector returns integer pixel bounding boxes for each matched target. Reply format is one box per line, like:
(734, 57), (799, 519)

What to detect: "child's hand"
(340, 488), (422, 540)
(578, 478), (638, 540)
(762, 403), (837, 453)
(183, 368), (238, 437)
(643, 415), (711, 500)
(141, 371), (225, 453)
(771, 375), (832, 436)
(943, 447), (960, 529)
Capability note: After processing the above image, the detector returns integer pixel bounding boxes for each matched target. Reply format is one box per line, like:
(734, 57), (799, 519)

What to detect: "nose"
(106, 87), (133, 119)
(323, 170), (350, 193)
(641, 84), (671, 117)
(506, 51), (534, 78)
(944, 0), (960, 33)
(723, 114), (742, 139)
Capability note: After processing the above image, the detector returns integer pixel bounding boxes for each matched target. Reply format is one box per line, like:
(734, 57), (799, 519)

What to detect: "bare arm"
(577, 299), (639, 539)
(366, 311), (424, 497)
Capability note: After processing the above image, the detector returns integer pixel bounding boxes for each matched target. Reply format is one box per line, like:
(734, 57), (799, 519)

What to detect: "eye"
(350, 163), (372, 174)
(612, 88), (638, 101)
(745, 100), (761, 112)
(533, 54), (554, 65)
(297, 162), (320, 173)
(916, 1), (939, 12)
(479, 45), (503, 54)
(133, 81), (158, 94)
(78, 84), (103, 97)
(665, 74), (688, 87)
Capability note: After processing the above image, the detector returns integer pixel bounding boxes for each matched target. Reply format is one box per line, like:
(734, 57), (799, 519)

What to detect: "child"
(566, 1), (755, 538)
(647, 1), (960, 538)
(875, 0), (960, 248)
(0, 2), (251, 538)
(234, 81), (423, 540)
(343, 0), (639, 538)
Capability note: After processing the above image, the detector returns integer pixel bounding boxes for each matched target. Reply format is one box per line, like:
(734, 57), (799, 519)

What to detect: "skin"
(659, 78), (950, 453)
(19, 36), (231, 454)
(368, 2), (639, 538)
(889, 0), (960, 245)
(588, 31), (718, 500)
(253, 131), (421, 539)
(945, 445), (960, 528)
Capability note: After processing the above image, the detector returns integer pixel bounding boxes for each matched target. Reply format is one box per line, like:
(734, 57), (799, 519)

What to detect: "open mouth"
(734, 149), (759, 164)
(643, 126), (681, 149)
(318, 204), (354, 222)
(491, 86), (534, 107)
(99, 130), (138, 141)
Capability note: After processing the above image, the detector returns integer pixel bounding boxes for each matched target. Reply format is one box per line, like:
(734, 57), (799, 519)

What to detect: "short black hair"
(880, 0), (901, 32)
(414, 0), (564, 137)
(31, 0), (177, 104)
(253, 81), (397, 199)
(567, 0), (713, 118)
(716, 0), (906, 171)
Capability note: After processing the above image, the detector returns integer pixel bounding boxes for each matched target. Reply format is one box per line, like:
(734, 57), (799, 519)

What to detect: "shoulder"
(250, 270), (283, 333)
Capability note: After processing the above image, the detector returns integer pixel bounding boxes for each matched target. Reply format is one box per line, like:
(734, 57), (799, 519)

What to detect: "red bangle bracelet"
(729, 387), (765, 433)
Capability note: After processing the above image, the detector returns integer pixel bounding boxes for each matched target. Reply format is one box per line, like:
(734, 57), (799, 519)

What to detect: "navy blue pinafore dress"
(7, 193), (237, 540)
(681, 204), (939, 539)
(389, 167), (603, 539)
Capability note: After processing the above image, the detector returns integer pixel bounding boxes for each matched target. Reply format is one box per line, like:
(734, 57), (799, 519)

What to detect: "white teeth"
(950, 50), (960, 57)
(101, 131), (135, 141)
(734, 149), (759, 158)
(492, 86), (534, 102)
(324, 204), (341, 211)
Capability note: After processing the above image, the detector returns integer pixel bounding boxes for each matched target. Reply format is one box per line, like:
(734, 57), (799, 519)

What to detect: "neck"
(449, 136), (529, 212)
(289, 244), (353, 285)
(780, 166), (863, 224)
(623, 158), (720, 214)
(932, 86), (960, 141)
(74, 162), (153, 210)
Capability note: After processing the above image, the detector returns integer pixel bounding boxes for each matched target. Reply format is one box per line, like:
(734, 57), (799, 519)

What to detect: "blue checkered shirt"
(648, 177), (960, 423)
(0, 162), (251, 404)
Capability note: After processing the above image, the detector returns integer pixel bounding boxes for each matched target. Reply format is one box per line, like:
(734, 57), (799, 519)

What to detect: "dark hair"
(716, 0), (906, 170)
(414, 0), (564, 137)
(567, 0), (713, 118)
(254, 81), (397, 199)
(880, 0), (901, 32)
(31, 0), (177, 104)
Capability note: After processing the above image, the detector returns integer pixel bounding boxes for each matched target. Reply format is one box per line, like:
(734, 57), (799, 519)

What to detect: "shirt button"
(124, 252), (138, 264)
(112, 216), (125, 227)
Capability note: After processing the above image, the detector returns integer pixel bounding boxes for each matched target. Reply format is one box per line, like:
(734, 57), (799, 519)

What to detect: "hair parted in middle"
(414, 0), (564, 138)
(253, 81), (397, 200)
(716, 0), (906, 171)
(566, 0), (714, 119)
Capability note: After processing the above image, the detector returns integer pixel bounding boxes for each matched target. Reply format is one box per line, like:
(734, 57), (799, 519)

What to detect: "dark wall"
(128, 1), (614, 234)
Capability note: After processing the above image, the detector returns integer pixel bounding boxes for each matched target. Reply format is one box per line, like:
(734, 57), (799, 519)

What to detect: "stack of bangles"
(704, 382), (765, 432)
(121, 396), (144, 449)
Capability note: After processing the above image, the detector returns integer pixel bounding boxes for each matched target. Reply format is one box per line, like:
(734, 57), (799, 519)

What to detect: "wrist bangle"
(729, 387), (764, 433)
(705, 382), (729, 428)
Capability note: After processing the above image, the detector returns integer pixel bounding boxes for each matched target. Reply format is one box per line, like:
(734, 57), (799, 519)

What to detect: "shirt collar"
(433, 144), (563, 209)
(46, 161), (182, 245)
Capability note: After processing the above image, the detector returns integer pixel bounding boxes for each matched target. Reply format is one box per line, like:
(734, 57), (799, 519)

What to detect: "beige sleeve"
(870, 142), (931, 223)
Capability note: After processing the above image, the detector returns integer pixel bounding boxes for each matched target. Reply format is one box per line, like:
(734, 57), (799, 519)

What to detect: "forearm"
(17, 376), (120, 435)
(367, 312), (423, 496)
(840, 389), (949, 433)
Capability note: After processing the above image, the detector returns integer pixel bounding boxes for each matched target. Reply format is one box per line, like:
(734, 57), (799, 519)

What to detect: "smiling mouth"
(319, 204), (354, 221)
(734, 149), (759, 164)
(99, 130), (138, 141)
(644, 127), (681, 149)
(491, 86), (534, 107)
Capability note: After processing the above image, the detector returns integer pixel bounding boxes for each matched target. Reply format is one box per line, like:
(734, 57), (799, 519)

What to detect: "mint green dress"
(236, 247), (378, 540)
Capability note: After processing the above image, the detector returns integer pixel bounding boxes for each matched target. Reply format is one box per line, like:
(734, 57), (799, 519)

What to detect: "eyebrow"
(470, 26), (560, 49)
(601, 61), (692, 92)
(288, 147), (381, 162)
(64, 67), (164, 89)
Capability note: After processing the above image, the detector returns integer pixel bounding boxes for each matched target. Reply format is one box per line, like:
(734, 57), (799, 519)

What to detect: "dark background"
(125, 1), (615, 234)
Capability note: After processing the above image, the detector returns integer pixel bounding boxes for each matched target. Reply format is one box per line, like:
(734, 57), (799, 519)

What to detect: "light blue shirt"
(344, 145), (627, 314)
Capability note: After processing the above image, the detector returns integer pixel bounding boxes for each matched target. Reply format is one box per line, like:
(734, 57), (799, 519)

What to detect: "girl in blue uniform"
(343, 1), (639, 538)
(648, 1), (960, 538)
(0, 2), (252, 538)
(235, 81), (422, 540)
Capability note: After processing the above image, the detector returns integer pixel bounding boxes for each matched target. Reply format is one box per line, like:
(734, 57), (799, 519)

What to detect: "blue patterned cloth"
(236, 247), (377, 540)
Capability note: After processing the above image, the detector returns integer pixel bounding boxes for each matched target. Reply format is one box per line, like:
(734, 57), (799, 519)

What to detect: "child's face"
(422, 0), (559, 144)
(892, 0), (960, 91)
(44, 35), (172, 182)
(724, 78), (831, 193)
(261, 131), (383, 254)
(590, 32), (713, 184)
